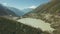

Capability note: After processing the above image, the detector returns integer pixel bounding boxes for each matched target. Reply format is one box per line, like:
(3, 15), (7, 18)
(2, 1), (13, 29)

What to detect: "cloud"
(28, 6), (36, 9)
(2, 3), (8, 6)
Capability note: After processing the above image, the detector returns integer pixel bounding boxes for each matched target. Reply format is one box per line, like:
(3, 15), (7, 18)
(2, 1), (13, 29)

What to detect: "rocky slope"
(23, 0), (60, 34)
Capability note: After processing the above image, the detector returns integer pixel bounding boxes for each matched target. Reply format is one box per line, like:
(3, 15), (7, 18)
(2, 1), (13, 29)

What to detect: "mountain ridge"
(8, 7), (24, 16)
(0, 4), (18, 16)
(23, 0), (60, 34)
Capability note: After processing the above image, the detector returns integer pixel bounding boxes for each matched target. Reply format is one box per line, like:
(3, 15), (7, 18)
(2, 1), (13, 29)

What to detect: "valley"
(0, 0), (60, 34)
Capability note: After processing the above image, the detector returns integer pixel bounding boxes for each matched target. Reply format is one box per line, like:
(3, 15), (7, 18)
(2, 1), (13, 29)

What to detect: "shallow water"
(17, 18), (54, 32)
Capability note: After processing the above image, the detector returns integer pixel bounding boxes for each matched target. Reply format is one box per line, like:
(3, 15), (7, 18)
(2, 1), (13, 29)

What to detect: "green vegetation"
(0, 17), (45, 34)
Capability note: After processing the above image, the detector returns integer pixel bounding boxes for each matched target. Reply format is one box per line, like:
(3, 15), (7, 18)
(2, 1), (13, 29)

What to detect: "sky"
(0, 0), (50, 10)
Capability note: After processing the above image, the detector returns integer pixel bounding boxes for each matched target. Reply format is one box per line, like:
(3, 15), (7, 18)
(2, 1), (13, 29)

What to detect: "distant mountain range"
(0, 4), (17, 16)
(0, 4), (34, 17)
(21, 8), (34, 15)
(8, 7), (34, 16)
(8, 7), (24, 16)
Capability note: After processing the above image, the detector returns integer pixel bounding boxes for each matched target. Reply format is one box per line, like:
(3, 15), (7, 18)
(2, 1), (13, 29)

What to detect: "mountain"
(8, 7), (34, 16)
(0, 17), (50, 34)
(0, 4), (34, 17)
(0, 4), (17, 16)
(8, 7), (24, 16)
(22, 8), (34, 15)
(23, 0), (60, 34)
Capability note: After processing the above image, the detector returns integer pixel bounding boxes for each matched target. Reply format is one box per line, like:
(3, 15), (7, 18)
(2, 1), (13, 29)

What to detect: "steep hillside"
(0, 17), (51, 34)
(0, 4), (17, 16)
(23, 0), (60, 34)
